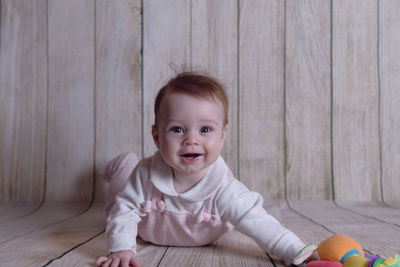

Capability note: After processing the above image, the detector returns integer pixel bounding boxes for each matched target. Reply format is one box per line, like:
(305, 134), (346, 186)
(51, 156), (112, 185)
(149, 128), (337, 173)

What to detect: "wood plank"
(335, 201), (400, 226)
(386, 201), (400, 209)
(159, 231), (273, 267)
(265, 200), (333, 245)
(142, 0), (191, 157)
(0, 202), (87, 243)
(95, 0), (142, 203)
(0, 202), (40, 223)
(289, 200), (400, 258)
(47, 0), (95, 202)
(47, 234), (167, 267)
(380, 0), (400, 203)
(0, 203), (104, 266)
(0, 0), (47, 202)
(239, 0), (285, 198)
(191, 0), (239, 177)
(285, 0), (332, 200)
(332, 0), (380, 201)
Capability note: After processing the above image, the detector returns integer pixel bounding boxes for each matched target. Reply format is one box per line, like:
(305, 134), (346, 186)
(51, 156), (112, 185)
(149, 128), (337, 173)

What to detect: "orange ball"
(318, 234), (364, 262)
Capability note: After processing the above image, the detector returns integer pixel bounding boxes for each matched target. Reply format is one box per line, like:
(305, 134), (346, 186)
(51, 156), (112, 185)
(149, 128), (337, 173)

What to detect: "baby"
(97, 72), (315, 267)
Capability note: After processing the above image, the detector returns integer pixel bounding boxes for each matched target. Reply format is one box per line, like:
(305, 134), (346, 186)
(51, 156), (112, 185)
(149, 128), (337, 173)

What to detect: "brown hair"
(154, 71), (229, 126)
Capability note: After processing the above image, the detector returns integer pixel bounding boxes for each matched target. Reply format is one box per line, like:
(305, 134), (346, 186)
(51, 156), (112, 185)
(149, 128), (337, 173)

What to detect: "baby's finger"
(130, 257), (140, 267)
(120, 258), (129, 267)
(110, 258), (120, 267)
(96, 256), (108, 266)
(102, 258), (112, 267)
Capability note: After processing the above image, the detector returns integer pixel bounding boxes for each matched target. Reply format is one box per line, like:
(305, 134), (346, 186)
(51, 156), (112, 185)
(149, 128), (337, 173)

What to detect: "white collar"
(150, 151), (227, 201)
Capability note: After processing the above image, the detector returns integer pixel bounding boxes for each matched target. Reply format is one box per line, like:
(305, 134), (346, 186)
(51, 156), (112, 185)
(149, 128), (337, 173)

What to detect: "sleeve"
(216, 179), (305, 265)
(105, 159), (150, 254)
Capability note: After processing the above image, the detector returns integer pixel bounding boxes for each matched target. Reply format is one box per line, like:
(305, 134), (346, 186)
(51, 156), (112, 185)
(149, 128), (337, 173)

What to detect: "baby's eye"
(170, 126), (184, 133)
(201, 126), (213, 133)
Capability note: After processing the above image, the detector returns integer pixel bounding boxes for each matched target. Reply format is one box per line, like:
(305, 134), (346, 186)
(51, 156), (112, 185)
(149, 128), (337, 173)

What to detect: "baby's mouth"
(181, 153), (202, 159)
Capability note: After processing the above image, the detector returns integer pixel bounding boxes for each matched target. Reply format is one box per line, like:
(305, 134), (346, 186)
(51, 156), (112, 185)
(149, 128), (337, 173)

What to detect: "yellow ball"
(343, 255), (370, 267)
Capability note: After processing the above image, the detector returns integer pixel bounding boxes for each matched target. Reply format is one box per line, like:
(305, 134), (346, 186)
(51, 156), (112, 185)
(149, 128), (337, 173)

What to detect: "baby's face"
(152, 93), (227, 177)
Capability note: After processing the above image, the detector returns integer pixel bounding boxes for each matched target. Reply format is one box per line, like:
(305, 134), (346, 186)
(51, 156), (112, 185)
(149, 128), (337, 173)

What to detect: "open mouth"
(181, 153), (202, 159)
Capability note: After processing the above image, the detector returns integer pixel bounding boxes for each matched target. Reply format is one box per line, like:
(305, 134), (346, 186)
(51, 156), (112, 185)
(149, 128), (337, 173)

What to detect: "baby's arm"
(104, 160), (150, 260)
(216, 179), (306, 266)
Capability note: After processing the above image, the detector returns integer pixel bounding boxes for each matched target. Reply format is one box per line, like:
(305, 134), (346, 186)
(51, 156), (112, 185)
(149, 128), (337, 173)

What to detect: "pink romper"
(138, 185), (233, 246)
(105, 152), (233, 247)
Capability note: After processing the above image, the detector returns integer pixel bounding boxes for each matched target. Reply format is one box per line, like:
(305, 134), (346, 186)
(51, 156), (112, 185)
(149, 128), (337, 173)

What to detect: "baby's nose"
(183, 135), (199, 145)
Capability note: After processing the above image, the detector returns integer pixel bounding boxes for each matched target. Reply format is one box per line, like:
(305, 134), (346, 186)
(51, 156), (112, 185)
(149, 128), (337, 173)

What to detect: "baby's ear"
(221, 124), (228, 141)
(152, 125), (160, 149)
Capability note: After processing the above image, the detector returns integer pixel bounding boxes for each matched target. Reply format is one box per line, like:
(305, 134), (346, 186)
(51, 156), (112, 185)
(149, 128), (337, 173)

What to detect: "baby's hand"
(296, 251), (320, 266)
(292, 244), (319, 266)
(96, 250), (140, 267)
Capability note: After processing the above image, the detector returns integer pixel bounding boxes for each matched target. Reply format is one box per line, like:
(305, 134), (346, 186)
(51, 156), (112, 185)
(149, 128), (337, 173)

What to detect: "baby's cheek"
(164, 139), (183, 155)
(206, 139), (224, 151)
(161, 135), (178, 146)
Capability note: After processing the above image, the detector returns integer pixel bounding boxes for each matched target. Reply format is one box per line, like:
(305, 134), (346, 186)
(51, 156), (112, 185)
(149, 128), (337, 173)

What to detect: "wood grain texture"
(332, 0), (380, 201)
(0, 0), (47, 202)
(159, 231), (273, 267)
(47, 234), (167, 266)
(0, 202), (40, 223)
(95, 0), (142, 202)
(0, 203), (104, 266)
(380, 0), (400, 203)
(386, 201), (400, 209)
(2, 0), (400, 205)
(0, 202), (87, 243)
(289, 200), (400, 258)
(335, 200), (400, 226)
(285, 1), (332, 200)
(191, 0), (239, 177)
(142, 0), (191, 157)
(239, 0), (285, 198)
(263, 199), (332, 245)
(47, 0), (95, 202)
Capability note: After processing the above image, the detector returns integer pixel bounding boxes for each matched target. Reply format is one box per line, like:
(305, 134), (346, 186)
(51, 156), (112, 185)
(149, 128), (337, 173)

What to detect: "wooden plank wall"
(1, 0), (400, 203)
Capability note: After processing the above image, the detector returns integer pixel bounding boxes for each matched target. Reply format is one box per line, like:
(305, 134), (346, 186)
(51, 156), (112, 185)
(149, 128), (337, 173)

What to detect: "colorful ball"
(343, 255), (370, 267)
(318, 234), (364, 262)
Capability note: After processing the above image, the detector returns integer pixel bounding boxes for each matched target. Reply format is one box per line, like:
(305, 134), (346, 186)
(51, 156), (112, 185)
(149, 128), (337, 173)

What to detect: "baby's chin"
(169, 162), (212, 176)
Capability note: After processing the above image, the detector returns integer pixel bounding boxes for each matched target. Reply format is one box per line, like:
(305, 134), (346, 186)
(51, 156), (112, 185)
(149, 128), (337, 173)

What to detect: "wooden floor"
(0, 200), (399, 267)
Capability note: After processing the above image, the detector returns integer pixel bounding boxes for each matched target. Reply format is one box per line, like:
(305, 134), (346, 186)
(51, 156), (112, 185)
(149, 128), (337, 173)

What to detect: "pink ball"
(306, 261), (343, 267)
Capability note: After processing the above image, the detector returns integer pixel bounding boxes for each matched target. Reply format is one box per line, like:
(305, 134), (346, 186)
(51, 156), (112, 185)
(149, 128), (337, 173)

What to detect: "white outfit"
(105, 152), (305, 265)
